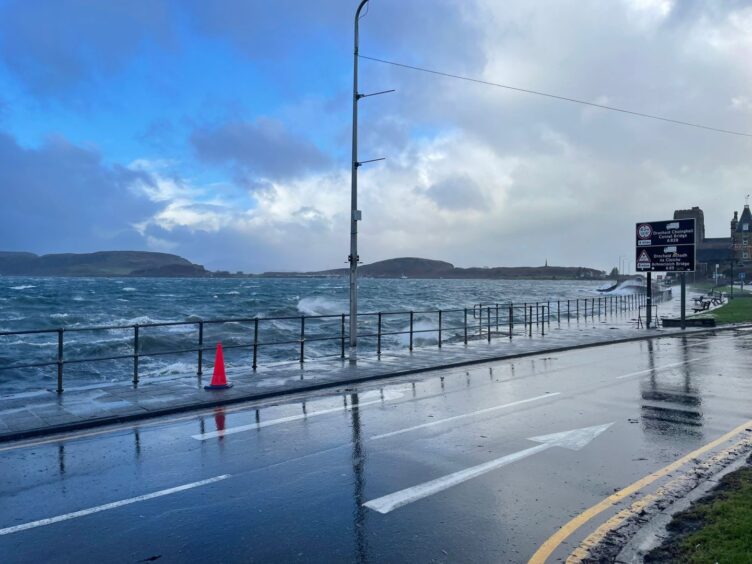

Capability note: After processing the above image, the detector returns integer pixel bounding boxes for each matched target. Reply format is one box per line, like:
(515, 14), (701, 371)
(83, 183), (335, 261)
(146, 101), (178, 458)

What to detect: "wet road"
(1, 329), (752, 563)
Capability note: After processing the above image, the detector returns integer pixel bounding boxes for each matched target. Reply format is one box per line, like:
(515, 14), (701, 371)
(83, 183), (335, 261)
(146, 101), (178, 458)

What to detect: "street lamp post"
(348, 0), (369, 363)
(348, 0), (392, 363)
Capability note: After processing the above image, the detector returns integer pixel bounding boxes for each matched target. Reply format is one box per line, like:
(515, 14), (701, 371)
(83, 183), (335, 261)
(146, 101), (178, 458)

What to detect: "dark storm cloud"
(191, 118), (330, 180)
(0, 132), (157, 252)
(0, 0), (174, 96)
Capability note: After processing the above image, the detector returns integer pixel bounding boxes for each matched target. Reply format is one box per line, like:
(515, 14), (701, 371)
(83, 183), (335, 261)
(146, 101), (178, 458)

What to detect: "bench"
(692, 300), (711, 313)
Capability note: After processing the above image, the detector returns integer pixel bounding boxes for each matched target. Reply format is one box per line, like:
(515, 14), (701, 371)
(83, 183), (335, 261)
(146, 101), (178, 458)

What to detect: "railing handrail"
(0, 294), (650, 391)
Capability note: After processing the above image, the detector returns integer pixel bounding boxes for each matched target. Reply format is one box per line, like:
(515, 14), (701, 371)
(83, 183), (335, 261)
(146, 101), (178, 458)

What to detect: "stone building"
(671, 203), (752, 279)
(730, 205), (752, 263)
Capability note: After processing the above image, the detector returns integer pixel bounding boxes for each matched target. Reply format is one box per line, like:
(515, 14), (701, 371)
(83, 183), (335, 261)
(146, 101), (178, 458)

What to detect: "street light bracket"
(358, 89), (396, 99)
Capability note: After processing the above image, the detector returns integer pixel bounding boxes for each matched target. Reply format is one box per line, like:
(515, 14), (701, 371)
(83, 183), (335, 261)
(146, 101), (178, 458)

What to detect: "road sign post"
(635, 219), (696, 330)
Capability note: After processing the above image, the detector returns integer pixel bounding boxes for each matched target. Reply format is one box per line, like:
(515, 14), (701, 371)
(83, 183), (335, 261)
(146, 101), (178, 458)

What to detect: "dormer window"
(744, 224), (749, 231)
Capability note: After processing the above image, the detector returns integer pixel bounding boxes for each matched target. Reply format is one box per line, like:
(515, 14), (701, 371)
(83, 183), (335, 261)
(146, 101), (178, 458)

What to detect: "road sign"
(635, 218), (695, 272)
(636, 218), (695, 247)
(635, 244), (695, 272)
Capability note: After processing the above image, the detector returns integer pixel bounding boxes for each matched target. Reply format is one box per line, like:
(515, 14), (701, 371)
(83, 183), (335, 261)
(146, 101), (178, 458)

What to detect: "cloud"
(191, 118), (331, 180)
(3, 1), (752, 274)
(0, 132), (159, 253)
(0, 0), (174, 96)
(426, 175), (489, 211)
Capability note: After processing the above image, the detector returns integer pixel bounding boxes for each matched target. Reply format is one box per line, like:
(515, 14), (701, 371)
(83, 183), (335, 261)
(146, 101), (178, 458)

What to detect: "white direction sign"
(363, 422), (614, 514)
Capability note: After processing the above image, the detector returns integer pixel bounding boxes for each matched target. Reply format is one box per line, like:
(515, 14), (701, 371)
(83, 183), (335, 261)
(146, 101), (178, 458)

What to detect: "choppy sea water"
(0, 276), (633, 393)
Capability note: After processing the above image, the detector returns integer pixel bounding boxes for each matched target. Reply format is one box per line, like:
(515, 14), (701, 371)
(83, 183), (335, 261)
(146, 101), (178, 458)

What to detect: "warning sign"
(636, 250), (651, 270)
(635, 244), (695, 272)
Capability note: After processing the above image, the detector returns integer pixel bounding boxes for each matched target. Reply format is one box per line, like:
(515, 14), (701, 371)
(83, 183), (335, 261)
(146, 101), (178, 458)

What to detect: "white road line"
(192, 397), (390, 441)
(370, 393), (559, 441)
(615, 352), (725, 380)
(364, 443), (551, 514)
(0, 475), (230, 536)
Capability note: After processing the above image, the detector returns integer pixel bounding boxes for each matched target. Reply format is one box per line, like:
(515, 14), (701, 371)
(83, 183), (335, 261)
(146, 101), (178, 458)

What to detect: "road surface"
(1, 329), (752, 562)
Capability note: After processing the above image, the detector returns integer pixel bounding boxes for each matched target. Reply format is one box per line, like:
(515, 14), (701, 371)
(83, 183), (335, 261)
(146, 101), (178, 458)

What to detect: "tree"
(609, 267), (619, 278)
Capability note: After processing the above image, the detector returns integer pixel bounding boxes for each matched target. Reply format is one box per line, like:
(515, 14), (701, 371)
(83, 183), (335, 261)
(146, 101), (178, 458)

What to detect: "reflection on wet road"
(1, 329), (752, 562)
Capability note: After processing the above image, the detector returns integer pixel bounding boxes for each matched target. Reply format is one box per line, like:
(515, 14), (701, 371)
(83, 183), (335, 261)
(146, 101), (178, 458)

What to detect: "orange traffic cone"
(204, 343), (233, 390)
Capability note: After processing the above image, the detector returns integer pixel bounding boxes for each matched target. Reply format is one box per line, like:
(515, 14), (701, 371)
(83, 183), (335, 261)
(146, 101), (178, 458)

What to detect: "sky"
(1, 0), (751, 273)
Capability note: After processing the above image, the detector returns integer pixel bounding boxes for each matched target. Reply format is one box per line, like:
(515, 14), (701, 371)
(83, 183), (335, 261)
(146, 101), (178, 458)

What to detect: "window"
(744, 239), (748, 246)
(744, 252), (749, 259)
(744, 223), (749, 231)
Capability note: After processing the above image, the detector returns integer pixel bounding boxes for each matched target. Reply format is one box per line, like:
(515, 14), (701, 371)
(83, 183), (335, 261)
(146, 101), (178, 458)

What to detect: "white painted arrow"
(363, 422), (613, 514)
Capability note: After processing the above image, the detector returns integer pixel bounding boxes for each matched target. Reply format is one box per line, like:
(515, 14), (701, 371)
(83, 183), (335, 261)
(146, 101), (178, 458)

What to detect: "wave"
(50, 313), (69, 319)
(10, 285), (35, 290)
(397, 319), (438, 347)
(122, 287), (137, 292)
(297, 296), (346, 316)
(225, 291), (240, 295)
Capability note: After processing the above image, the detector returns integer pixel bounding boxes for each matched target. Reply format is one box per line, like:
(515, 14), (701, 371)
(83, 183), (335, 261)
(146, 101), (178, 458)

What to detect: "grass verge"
(646, 460), (752, 563)
(698, 297), (752, 324)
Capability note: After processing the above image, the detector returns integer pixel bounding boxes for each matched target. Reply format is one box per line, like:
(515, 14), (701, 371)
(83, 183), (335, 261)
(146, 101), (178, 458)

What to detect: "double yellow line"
(529, 418), (752, 563)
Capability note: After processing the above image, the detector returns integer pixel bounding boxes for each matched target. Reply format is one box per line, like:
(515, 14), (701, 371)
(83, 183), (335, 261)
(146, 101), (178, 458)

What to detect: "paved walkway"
(0, 312), (743, 442)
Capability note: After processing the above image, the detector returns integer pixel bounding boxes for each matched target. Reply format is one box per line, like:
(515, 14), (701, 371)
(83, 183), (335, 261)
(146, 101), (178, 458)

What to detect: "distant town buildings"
(673, 203), (752, 279)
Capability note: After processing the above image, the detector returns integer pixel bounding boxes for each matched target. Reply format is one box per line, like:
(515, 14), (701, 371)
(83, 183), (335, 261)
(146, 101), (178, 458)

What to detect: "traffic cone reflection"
(204, 343), (233, 390)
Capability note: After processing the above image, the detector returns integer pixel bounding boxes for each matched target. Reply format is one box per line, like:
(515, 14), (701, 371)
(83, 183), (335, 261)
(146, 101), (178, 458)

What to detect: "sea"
(0, 276), (639, 394)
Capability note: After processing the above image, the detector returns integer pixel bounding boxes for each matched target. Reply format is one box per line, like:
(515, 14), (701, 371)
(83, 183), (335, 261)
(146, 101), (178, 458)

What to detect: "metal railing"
(0, 293), (646, 393)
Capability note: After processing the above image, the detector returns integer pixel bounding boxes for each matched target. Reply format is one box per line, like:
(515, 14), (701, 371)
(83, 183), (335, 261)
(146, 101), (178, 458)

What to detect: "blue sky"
(1, 0), (751, 272)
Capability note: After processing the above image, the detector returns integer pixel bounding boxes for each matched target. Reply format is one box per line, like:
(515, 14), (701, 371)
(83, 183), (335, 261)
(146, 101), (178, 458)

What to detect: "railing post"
(299, 316), (305, 364)
(536, 302), (539, 325)
(464, 308), (468, 345)
(567, 299), (570, 321)
(557, 300), (560, 323)
(197, 321), (204, 376)
(133, 324), (139, 387)
(524, 302), (527, 326)
(509, 304), (513, 339)
(409, 311), (414, 351)
(252, 318), (259, 370)
(541, 307), (545, 336)
(495, 303), (499, 332)
(376, 312), (382, 356)
(547, 301), (551, 325)
(528, 305), (533, 337)
(591, 298), (595, 318)
(341, 314), (346, 359)
(577, 298), (579, 318)
(438, 310), (442, 348)
(487, 307), (491, 343)
(56, 329), (64, 394)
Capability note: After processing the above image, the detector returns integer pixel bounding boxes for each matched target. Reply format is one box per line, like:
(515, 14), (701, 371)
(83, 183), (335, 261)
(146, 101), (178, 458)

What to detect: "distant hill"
(262, 257), (605, 280)
(0, 251), (208, 277)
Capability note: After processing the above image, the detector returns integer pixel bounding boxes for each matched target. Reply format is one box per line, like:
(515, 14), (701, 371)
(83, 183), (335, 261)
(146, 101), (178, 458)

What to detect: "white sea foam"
(397, 319), (438, 347)
(73, 296), (84, 302)
(122, 287), (137, 292)
(225, 291), (240, 295)
(50, 313), (69, 319)
(10, 285), (35, 290)
(297, 296), (345, 316)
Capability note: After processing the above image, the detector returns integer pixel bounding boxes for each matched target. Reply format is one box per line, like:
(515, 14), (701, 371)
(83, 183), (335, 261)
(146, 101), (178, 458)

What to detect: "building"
(672, 203), (752, 280)
(731, 206), (752, 263)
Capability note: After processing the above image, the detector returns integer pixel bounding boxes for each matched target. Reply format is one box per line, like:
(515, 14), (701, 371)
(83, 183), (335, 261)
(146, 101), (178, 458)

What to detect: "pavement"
(2, 328), (752, 562)
(0, 306), (739, 442)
